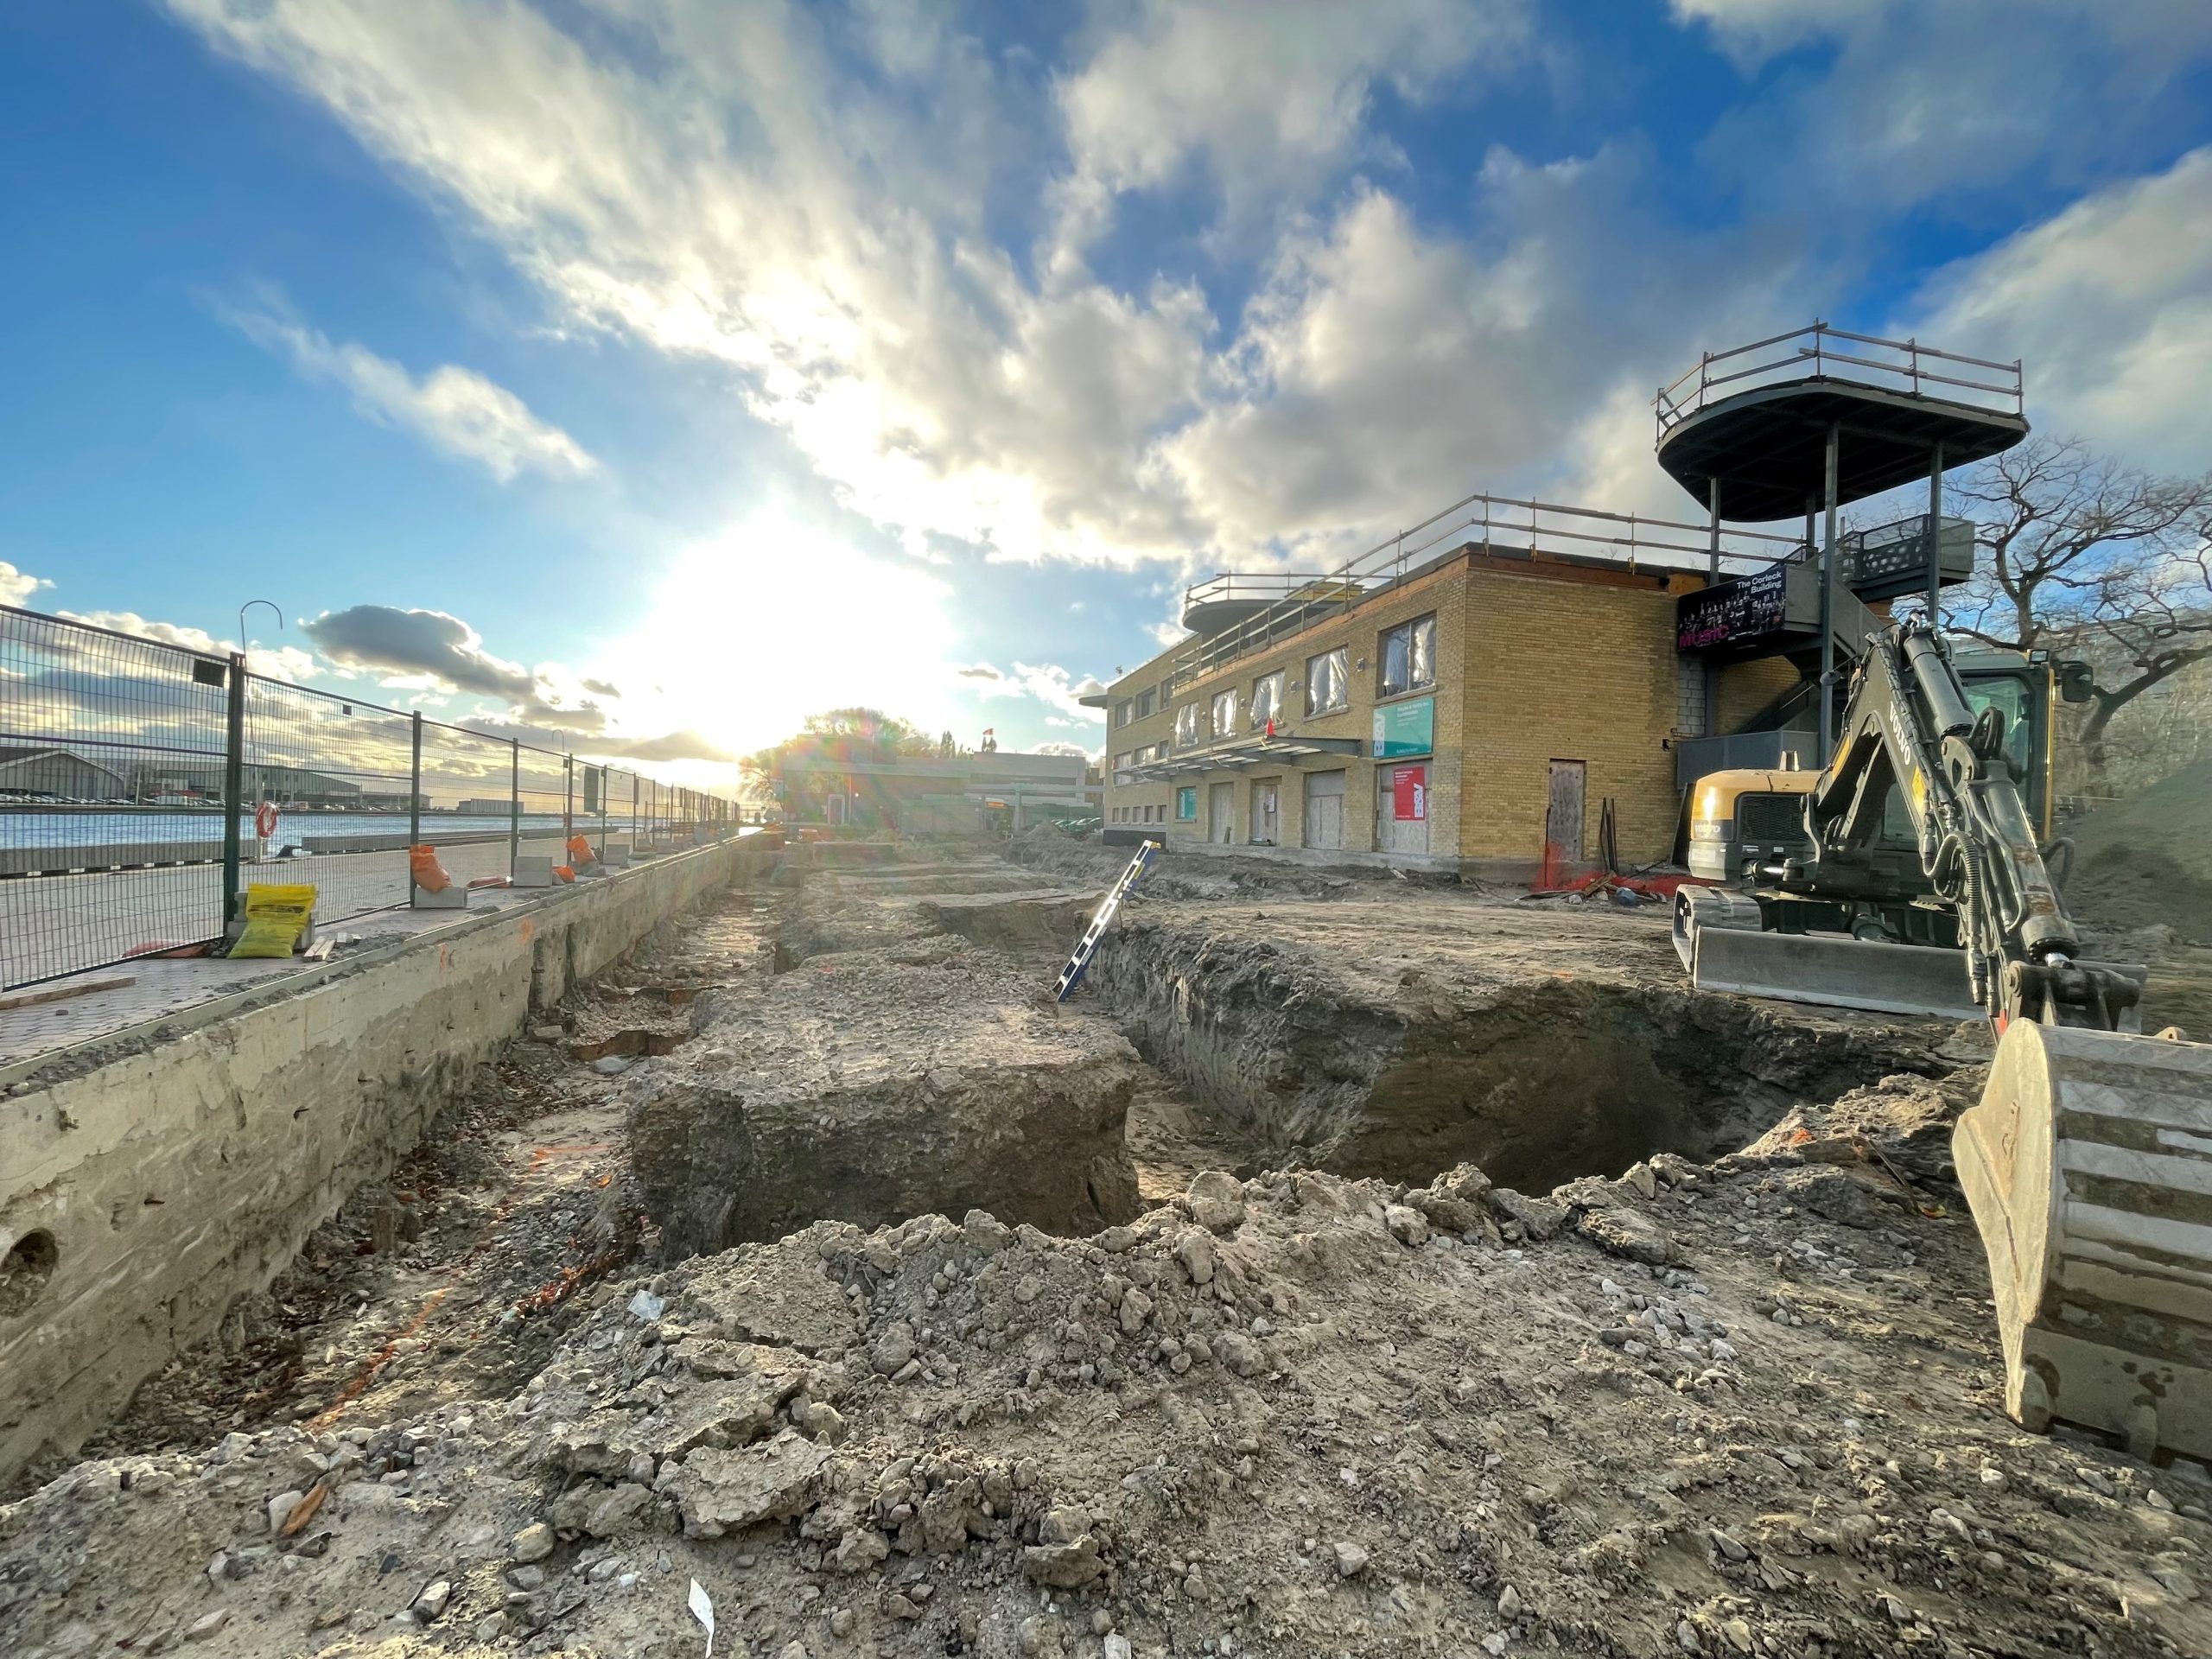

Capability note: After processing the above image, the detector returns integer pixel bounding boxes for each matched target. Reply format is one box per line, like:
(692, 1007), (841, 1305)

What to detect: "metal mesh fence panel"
(419, 721), (532, 888)
(514, 746), (573, 874)
(0, 607), (233, 987)
(0, 603), (740, 988)
(241, 677), (418, 926)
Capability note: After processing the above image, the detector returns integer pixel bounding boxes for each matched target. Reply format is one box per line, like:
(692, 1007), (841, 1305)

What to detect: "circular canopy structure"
(1658, 377), (2029, 522)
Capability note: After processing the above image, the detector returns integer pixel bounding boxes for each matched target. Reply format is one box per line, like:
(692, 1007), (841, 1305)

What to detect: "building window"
(1114, 700), (1132, 728)
(1173, 703), (1200, 748)
(1113, 752), (1133, 772)
(1176, 786), (1197, 820)
(1306, 646), (1349, 716)
(1211, 688), (1236, 740)
(1380, 615), (1436, 697)
(1251, 671), (1284, 731)
(1136, 688), (1155, 720)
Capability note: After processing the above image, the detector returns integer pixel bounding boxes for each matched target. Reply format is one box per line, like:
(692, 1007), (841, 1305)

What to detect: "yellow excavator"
(1675, 619), (2212, 1461)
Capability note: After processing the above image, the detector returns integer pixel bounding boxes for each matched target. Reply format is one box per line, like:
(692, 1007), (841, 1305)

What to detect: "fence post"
(563, 753), (574, 843)
(509, 738), (521, 879)
(221, 652), (247, 935)
(598, 764), (607, 857)
(631, 771), (639, 845)
(408, 712), (423, 902)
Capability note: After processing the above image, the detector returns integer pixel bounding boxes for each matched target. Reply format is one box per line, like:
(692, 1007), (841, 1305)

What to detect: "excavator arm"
(1789, 620), (2139, 1030)
(1679, 617), (2212, 1459)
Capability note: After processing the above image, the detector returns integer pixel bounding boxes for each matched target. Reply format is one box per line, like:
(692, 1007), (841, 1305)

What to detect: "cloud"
(1909, 147), (2212, 474)
(0, 562), (52, 608)
(583, 728), (737, 764)
(219, 295), (595, 483)
(1050, 0), (1525, 254)
(964, 660), (1109, 724)
(302, 605), (536, 697)
(1679, 2), (2212, 215)
(57, 608), (317, 680)
(579, 677), (620, 697)
(164, 0), (2208, 593)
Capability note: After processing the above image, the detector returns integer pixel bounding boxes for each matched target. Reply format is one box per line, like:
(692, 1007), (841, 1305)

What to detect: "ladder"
(1052, 840), (1160, 1001)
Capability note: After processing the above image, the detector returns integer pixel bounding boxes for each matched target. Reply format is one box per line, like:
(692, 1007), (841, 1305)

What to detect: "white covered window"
(1379, 614), (1436, 697)
(1174, 703), (1200, 748)
(1251, 671), (1284, 729)
(1305, 647), (1349, 716)
(1211, 688), (1236, 739)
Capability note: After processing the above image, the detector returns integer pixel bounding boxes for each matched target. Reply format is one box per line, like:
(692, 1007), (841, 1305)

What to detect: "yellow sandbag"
(231, 882), (316, 959)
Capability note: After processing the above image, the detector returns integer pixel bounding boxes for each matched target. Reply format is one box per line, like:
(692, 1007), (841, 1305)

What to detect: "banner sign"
(1371, 696), (1434, 759)
(1676, 564), (1787, 652)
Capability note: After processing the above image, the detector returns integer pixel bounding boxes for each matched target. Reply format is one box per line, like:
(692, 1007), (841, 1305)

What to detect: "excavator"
(1675, 618), (2212, 1462)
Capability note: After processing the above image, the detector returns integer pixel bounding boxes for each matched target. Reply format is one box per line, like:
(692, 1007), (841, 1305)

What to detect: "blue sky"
(3, 1), (2209, 775)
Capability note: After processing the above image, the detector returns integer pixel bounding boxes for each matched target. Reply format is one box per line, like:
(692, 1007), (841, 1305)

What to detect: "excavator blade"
(1955, 1021), (2212, 1461)
(1674, 887), (2150, 1025)
(1690, 927), (1984, 1020)
(1676, 884), (1980, 1020)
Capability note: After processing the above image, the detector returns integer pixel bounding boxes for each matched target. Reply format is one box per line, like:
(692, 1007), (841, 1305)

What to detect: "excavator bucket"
(1955, 1021), (2212, 1460)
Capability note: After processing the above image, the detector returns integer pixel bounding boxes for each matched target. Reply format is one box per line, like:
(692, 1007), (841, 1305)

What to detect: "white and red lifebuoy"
(254, 801), (279, 839)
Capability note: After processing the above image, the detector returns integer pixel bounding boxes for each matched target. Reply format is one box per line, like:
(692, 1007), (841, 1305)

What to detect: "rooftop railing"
(1655, 321), (2024, 439)
(1170, 489), (1807, 688)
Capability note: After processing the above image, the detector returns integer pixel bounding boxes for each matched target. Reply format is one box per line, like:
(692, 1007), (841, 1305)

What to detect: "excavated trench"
(705, 866), (1941, 1242)
(1084, 915), (1938, 1195)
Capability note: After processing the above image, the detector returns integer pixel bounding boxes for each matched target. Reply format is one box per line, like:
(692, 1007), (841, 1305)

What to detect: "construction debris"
(3, 851), (2209, 1658)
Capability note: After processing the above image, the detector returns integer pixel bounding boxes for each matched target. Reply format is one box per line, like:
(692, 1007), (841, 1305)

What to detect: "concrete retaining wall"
(0, 838), (773, 1483)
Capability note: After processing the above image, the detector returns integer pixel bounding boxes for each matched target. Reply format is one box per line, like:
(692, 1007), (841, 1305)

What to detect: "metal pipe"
(1818, 423), (1840, 760)
(509, 738), (520, 880)
(408, 712), (423, 901)
(220, 652), (246, 934)
(1927, 441), (1945, 627)
(1707, 476), (1721, 580)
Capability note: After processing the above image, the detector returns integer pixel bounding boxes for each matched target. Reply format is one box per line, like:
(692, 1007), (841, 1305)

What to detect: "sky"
(2, 1), (2209, 778)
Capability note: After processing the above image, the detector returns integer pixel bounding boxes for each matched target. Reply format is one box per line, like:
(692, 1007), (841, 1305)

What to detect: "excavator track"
(1955, 1021), (2212, 1461)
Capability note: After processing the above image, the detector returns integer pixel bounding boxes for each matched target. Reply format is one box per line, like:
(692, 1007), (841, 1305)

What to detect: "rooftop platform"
(1655, 325), (2028, 521)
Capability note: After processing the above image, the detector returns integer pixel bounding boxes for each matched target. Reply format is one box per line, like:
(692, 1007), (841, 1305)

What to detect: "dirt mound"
(7, 1159), (2208, 1658)
(2069, 758), (2212, 941)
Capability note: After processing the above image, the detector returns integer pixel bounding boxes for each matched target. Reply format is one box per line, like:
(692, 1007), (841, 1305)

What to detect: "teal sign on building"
(1372, 696), (1433, 759)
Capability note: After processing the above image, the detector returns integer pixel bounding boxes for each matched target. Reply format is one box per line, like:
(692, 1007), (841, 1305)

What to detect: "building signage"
(1675, 564), (1787, 652)
(1390, 765), (1427, 821)
(1372, 696), (1433, 759)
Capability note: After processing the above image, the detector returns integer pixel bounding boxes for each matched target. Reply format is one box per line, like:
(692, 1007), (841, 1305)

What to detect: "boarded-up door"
(1252, 779), (1280, 844)
(1208, 781), (1235, 844)
(1544, 760), (1586, 883)
(1376, 763), (1429, 855)
(1303, 769), (1347, 850)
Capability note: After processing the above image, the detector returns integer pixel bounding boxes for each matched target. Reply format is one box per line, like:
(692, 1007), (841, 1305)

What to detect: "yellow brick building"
(1097, 538), (1807, 880)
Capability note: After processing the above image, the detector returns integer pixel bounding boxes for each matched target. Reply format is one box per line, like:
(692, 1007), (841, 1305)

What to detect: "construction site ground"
(5, 837), (2212, 1659)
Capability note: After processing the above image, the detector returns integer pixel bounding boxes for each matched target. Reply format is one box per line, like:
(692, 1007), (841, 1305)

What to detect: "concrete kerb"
(0, 836), (774, 1482)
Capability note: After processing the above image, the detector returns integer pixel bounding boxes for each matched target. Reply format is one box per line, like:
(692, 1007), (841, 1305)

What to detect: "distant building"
(0, 746), (133, 801)
(775, 749), (1095, 830)
(133, 762), (366, 807)
(455, 798), (516, 816)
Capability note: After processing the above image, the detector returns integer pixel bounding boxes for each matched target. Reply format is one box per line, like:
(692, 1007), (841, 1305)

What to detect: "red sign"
(1391, 766), (1427, 821)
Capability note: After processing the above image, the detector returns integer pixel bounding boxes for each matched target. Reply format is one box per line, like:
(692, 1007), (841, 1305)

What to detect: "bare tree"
(1944, 437), (2212, 779)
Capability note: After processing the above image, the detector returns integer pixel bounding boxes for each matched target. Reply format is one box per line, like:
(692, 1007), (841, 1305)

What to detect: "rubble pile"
(7, 1141), (2209, 1656)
